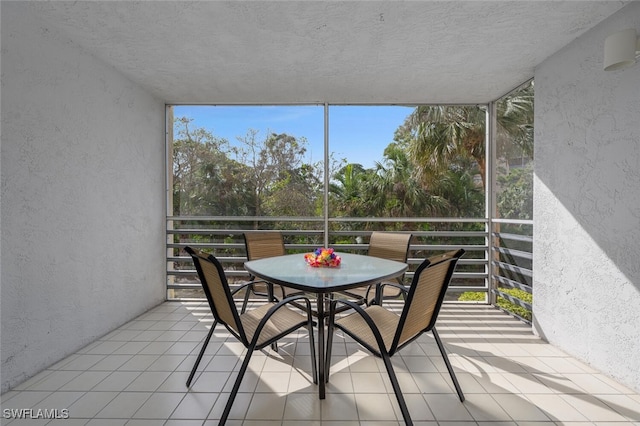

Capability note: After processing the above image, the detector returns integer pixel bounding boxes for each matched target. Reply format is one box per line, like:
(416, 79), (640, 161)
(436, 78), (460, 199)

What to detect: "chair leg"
(325, 309), (335, 382)
(241, 285), (252, 314)
(219, 345), (255, 425)
(186, 320), (217, 387)
(269, 284), (278, 353)
(381, 351), (413, 426)
(371, 284), (380, 306)
(433, 327), (465, 402)
(308, 322), (318, 384)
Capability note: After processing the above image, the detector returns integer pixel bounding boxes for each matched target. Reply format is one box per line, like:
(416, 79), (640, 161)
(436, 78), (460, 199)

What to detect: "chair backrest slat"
(244, 231), (285, 261)
(186, 247), (243, 338)
(392, 249), (464, 352)
(368, 232), (412, 263)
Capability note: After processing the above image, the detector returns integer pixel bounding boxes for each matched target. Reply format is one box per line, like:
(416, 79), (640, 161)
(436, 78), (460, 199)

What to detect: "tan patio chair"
(327, 249), (465, 426)
(341, 231), (412, 305)
(184, 247), (317, 424)
(242, 231), (304, 313)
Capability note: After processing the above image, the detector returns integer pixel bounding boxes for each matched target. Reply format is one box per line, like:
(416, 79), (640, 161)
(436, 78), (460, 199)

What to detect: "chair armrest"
(329, 298), (366, 314)
(367, 281), (407, 306)
(328, 298), (388, 356)
(229, 279), (269, 297)
(378, 281), (408, 296)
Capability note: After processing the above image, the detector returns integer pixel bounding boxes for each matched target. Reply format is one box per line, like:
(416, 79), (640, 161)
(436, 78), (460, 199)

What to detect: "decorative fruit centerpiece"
(304, 247), (342, 267)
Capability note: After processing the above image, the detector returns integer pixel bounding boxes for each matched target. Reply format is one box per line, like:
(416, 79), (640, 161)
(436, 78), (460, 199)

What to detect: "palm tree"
(405, 82), (534, 191)
(407, 105), (487, 188)
(329, 163), (370, 217)
(368, 142), (447, 220)
(495, 83), (534, 163)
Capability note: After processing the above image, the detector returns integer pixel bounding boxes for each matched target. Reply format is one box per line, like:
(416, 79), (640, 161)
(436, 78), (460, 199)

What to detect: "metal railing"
(166, 216), (490, 301)
(490, 218), (533, 323)
(166, 216), (534, 323)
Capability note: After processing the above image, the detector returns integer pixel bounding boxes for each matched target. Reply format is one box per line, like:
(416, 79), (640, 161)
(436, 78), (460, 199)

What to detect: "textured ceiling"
(22, 1), (630, 104)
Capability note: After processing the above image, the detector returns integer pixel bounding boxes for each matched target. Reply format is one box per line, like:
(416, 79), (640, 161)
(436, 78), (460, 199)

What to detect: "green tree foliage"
(370, 142), (445, 219)
(173, 86), (533, 224)
(233, 130), (320, 220)
(405, 105), (487, 188)
(494, 83), (534, 221)
(173, 117), (254, 216)
(329, 163), (372, 218)
(496, 83), (534, 160)
(328, 142), (453, 225)
(496, 163), (534, 220)
(173, 118), (322, 225)
(403, 82), (534, 193)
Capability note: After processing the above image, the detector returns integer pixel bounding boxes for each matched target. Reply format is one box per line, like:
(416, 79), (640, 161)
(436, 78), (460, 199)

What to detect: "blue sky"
(173, 105), (415, 168)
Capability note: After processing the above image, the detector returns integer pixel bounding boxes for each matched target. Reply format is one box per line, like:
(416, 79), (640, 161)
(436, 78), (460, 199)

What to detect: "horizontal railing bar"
(168, 283), (247, 290)
(168, 269), (482, 281)
(168, 254), (312, 263)
(285, 244), (331, 250)
(330, 230), (488, 237)
(168, 270), (247, 277)
(492, 246), (533, 261)
(331, 244), (487, 251)
(492, 232), (533, 243)
(167, 229), (325, 235)
(412, 232), (488, 238)
(492, 260), (533, 277)
(168, 216), (488, 224)
(168, 259), (488, 270)
(167, 284), (202, 290)
(330, 217), (487, 223)
(167, 283), (488, 292)
(169, 256), (487, 265)
(493, 275), (532, 293)
(167, 243), (245, 249)
(408, 259), (488, 267)
(167, 243), (332, 251)
(168, 216), (323, 222)
(452, 272), (489, 279)
(167, 243), (327, 251)
(169, 255), (488, 263)
(168, 242), (488, 252)
(168, 229), (488, 238)
(167, 256), (245, 263)
(449, 286), (488, 292)
(411, 244), (487, 250)
(492, 218), (533, 225)
(456, 258), (489, 264)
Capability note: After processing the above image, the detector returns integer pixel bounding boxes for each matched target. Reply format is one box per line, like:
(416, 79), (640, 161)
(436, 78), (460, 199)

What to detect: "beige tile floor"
(2, 302), (640, 425)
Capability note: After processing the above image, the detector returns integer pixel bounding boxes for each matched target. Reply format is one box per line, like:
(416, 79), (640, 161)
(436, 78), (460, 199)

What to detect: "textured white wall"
(1, 4), (166, 392)
(534, 2), (640, 392)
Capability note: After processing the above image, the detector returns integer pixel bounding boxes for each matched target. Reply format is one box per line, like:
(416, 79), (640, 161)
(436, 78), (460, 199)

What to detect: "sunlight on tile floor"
(2, 302), (639, 425)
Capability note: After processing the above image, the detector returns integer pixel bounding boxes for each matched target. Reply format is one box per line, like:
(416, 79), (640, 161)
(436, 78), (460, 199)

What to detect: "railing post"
(166, 106), (175, 299)
(323, 103), (329, 248)
(487, 101), (498, 306)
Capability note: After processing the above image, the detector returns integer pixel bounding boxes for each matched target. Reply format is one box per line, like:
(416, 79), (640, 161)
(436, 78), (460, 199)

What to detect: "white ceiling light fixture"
(603, 28), (640, 71)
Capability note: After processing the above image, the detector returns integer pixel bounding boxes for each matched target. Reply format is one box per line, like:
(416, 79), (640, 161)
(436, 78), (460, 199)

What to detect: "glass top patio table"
(244, 252), (408, 399)
(244, 252), (408, 293)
